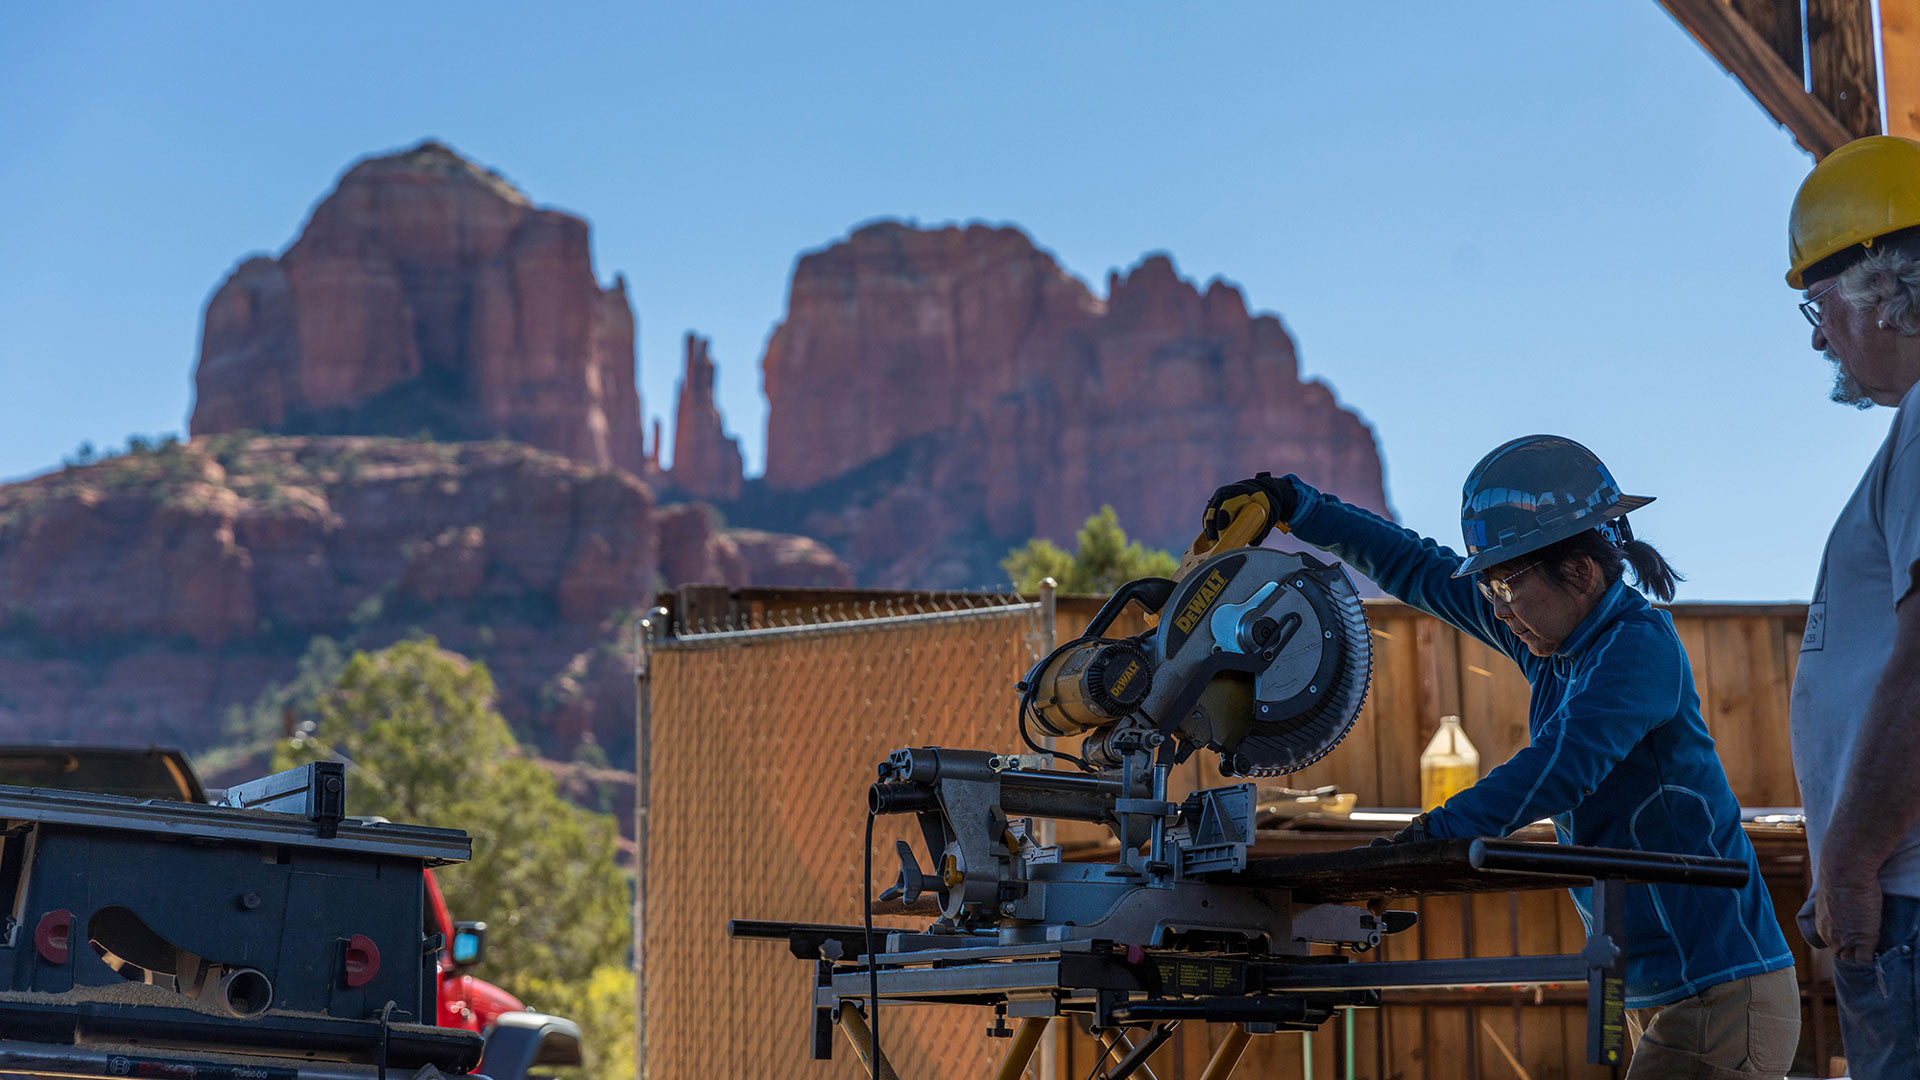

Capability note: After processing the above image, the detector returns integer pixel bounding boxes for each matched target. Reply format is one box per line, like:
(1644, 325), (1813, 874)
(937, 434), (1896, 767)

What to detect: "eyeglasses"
(1477, 562), (1540, 604)
(1800, 280), (1842, 328)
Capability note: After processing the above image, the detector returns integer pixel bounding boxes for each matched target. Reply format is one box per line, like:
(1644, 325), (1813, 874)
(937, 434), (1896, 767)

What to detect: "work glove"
(1203, 473), (1298, 546)
(1368, 813), (1431, 847)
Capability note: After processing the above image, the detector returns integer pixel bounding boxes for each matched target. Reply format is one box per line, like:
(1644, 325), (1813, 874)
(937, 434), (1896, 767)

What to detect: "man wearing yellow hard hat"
(1786, 134), (1920, 1080)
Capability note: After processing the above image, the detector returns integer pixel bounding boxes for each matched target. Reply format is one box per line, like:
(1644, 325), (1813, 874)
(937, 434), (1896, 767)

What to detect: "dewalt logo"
(1109, 659), (1141, 696)
(1173, 569), (1229, 634)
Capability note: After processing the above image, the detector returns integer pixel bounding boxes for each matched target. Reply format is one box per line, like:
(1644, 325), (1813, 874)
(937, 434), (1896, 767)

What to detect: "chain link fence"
(638, 591), (1051, 1079)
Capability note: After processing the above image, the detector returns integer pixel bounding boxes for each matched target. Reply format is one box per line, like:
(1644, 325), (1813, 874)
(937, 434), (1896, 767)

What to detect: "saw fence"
(637, 588), (1815, 1080)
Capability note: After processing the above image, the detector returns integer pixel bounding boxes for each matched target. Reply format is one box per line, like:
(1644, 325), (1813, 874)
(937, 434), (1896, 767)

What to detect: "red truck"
(0, 745), (583, 1080)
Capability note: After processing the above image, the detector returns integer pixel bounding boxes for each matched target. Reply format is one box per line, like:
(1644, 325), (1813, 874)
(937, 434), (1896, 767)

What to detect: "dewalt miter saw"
(1018, 490), (1372, 777)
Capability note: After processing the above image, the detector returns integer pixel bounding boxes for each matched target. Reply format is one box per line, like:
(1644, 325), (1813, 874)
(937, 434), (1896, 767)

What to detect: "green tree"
(1003, 505), (1179, 594)
(272, 639), (632, 1078)
(205, 636), (346, 778)
(522, 965), (635, 1080)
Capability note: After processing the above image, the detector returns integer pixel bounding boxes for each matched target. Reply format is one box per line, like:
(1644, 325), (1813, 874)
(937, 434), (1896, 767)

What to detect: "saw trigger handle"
(1081, 578), (1176, 638)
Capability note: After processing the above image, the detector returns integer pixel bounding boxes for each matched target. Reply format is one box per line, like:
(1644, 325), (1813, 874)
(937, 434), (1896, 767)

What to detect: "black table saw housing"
(0, 762), (483, 1080)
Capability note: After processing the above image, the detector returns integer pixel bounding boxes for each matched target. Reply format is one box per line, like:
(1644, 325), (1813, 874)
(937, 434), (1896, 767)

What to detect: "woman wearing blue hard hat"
(1207, 435), (1797, 1078)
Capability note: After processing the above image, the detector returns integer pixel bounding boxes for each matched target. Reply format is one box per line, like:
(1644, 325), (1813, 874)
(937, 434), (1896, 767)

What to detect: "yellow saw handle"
(1145, 494), (1286, 627)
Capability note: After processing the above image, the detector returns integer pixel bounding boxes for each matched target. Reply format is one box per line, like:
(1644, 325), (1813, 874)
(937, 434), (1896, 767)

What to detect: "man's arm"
(1816, 588), (1920, 962)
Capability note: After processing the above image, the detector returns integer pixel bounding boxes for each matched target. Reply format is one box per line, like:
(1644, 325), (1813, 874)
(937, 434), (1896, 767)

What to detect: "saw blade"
(1143, 547), (1372, 776)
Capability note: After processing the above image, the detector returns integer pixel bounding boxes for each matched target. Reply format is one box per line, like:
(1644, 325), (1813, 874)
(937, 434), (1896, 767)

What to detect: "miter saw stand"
(731, 498), (1754, 1078)
(735, 794), (1749, 1079)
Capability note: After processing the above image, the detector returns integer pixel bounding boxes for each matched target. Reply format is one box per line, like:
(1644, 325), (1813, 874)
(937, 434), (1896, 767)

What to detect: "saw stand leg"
(991, 1018), (1051, 1080)
(833, 1003), (901, 1080)
(1198, 1026), (1255, 1080)
(1090, 1021), (1178, 1080)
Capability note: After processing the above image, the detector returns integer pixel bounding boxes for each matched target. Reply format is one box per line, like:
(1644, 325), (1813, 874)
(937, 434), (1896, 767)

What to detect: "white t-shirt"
(1790, 378), (1920, 897)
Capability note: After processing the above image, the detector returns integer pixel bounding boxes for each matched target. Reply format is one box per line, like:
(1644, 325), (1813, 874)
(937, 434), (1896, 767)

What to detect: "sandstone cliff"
(191, 141), (646, 476)
(0, 436), (847, 762)
(666, 334), (744, 501)
(739, 221), (1391, 586)
(0, 437), (654, 757)
(653, 503), (852, 590)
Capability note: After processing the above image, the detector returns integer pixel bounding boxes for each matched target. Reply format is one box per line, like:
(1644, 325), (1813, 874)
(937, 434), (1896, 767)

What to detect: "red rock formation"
(655, 503), (748, 588)
(667, 334), (744, 501)
(763, 223), (1102, 491)
(0, 436), (655, 754)
(753, 222), (1391, 586)
(981, 255), (1388, 551)
(653, 503), (853, 589)
(725, 529), (855, 589)
(191, 141), (645, 476)
(0, 434), (849, 755)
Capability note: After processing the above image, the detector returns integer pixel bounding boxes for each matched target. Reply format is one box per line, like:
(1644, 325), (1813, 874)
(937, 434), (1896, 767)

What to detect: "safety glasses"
(1800, 280), (1842, 328)
(1476, 562), (1540, 604)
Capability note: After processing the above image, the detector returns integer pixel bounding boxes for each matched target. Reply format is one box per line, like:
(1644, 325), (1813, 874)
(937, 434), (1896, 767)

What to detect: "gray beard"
(1828, 352), (1876, 409)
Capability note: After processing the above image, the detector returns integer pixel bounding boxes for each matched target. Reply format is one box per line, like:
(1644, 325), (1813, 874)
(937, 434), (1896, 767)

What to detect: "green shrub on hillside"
(1003, 506), (1178, 594)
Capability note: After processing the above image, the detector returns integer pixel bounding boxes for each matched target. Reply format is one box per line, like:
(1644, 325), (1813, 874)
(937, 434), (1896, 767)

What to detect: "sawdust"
(62, 1039), (354, 1068)
(0, 980), (333, 1021)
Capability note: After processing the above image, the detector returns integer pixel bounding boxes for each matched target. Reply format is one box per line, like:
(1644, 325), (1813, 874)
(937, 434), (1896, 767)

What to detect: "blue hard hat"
(1451, 435), (1654, 578)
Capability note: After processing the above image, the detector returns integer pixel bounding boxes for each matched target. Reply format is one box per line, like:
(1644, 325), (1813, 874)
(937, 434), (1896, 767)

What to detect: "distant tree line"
(63, 432), (182, 467)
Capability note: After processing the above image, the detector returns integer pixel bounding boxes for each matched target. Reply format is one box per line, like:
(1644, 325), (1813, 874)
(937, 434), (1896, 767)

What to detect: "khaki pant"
(1624, 966), (1801, 1079)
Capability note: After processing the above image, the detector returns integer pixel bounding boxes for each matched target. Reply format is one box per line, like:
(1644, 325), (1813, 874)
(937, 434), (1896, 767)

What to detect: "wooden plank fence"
(1049, 598), (1806, 811)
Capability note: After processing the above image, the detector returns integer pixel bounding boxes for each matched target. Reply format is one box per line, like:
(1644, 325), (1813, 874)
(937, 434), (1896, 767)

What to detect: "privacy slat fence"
(639, 588), (1815, 1080)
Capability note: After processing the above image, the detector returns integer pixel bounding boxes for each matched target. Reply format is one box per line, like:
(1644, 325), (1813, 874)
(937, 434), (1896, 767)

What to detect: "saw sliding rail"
(734, 840), (1750, 1080)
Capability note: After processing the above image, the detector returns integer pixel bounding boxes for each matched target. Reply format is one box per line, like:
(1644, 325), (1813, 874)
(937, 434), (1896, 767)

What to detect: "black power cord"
(377, 999), (396, 1080)
(863, 807), (883, 1075)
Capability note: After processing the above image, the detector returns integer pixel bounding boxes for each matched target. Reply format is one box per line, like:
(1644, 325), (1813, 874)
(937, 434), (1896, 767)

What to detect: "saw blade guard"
(1144, 547), (1372, 776)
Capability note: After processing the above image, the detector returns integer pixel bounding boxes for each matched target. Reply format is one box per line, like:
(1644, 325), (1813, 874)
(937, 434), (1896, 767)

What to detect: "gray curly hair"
(1839, 231), (1920, 335)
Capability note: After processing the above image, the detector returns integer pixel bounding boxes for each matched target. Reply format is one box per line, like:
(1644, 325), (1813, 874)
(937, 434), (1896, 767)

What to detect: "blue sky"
(0, 3), (1886, 599)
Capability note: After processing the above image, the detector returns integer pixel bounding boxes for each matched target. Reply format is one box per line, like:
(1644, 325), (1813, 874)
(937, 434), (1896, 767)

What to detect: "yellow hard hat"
(1787, 135), (1920, 289)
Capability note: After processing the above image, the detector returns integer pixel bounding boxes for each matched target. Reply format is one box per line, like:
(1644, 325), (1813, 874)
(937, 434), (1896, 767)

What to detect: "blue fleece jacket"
(1285, 478), (1792, 1007)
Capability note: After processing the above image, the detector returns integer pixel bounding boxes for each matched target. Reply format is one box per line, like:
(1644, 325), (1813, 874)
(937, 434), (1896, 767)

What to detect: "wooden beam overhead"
(1730, 0), (1805, 74)
(1660, 0), (1858, 157)
(1886, 0), (1920, 139)
(1809, 0), (1883, 138)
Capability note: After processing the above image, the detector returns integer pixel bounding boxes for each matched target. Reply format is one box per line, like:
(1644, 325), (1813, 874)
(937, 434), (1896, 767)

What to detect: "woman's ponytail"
(1532, 529), (1684, 603)
(1620, 538), (1681, 603)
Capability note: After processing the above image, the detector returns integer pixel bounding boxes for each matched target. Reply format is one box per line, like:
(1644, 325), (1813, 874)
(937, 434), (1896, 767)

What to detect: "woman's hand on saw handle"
(1203, 472), (1299, 545)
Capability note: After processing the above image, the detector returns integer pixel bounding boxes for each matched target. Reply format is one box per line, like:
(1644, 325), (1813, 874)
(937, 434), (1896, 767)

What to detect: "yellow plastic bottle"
(1420, 715), (1480, 810)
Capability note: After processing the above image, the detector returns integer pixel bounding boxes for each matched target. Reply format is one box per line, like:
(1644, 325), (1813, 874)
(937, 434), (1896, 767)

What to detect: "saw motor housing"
(1025, 545), (1371, 778)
